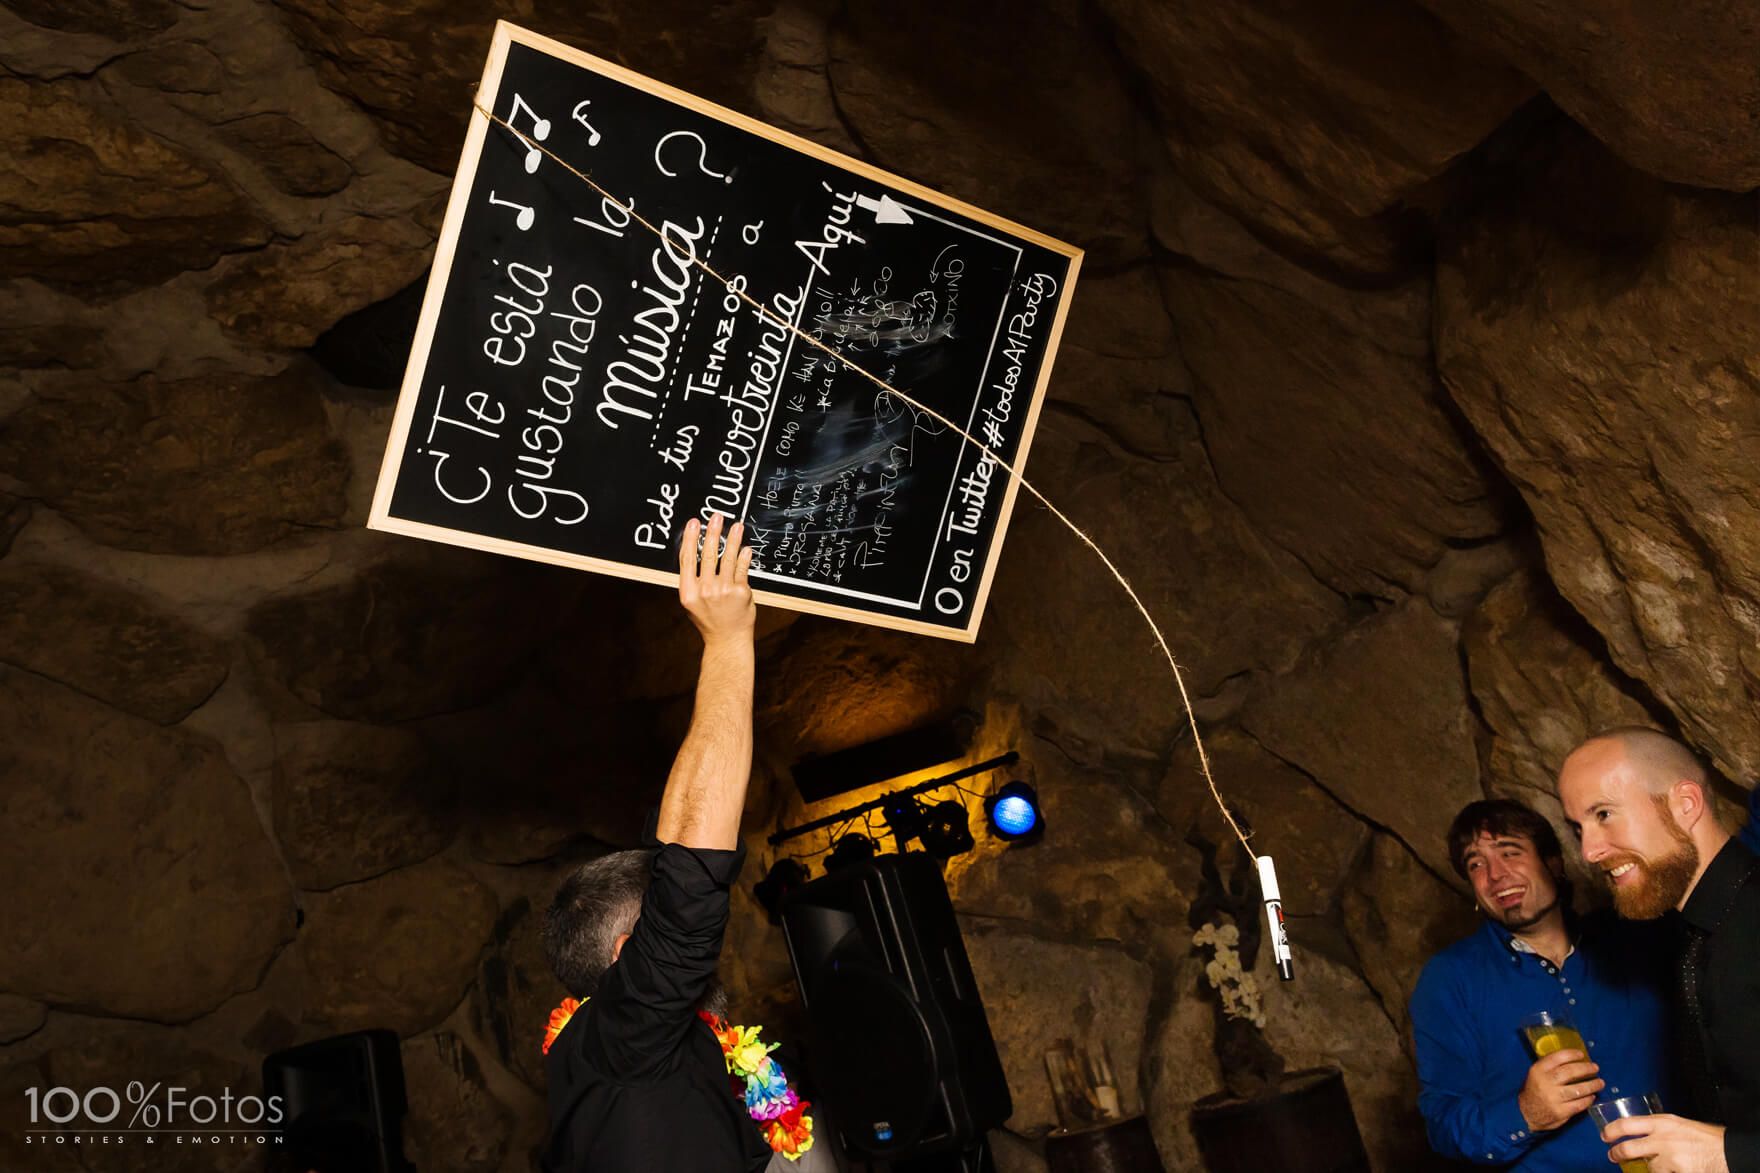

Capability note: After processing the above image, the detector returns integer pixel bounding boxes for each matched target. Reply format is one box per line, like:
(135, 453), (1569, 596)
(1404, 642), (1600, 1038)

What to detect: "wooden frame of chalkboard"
(369, 20), (1081, 642)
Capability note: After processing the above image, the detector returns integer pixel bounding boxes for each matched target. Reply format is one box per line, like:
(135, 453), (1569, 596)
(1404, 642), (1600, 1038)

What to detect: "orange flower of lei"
(540, 998), (813, 1160)
(543, 997), (581, 1056)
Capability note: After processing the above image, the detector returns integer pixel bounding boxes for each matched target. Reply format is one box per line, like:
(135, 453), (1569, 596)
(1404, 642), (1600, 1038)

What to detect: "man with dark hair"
(539, 514), (800, 1173)
(1410, 798), (1675, 1169)
(1558, 728), (1760, 1173)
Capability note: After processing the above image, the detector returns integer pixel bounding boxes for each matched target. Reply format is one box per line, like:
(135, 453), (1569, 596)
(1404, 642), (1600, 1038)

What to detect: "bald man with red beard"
(1559, 728), (1760, 1173)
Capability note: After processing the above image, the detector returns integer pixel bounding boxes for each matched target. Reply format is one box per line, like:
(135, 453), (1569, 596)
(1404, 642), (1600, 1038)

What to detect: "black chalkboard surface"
(369, 21), (1081, 641)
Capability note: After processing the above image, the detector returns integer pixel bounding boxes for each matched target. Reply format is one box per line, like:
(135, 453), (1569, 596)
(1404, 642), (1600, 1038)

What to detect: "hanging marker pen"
(1257, 855), (1295, 981)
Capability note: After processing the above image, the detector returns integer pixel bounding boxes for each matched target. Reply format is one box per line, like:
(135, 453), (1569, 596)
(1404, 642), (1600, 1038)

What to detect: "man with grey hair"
(1558, 727), (1760, 1173)
(539, 513), (801, 1173)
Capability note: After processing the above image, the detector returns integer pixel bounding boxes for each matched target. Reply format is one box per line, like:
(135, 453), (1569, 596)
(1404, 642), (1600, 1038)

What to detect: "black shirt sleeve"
(580, 841), (746, 1080)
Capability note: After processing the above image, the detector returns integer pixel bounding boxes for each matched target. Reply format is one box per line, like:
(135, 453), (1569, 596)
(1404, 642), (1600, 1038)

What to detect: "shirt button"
(1589, 1041), (1597, 1048)
(1568, 998), (1576, 1005)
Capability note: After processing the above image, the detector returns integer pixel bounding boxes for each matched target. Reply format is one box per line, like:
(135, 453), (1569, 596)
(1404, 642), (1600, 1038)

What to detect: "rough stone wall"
(0, 1), (1753, 1171)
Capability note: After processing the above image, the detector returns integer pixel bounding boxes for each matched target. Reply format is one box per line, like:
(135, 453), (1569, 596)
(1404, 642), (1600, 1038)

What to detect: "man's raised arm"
(656, 512), (756, 851)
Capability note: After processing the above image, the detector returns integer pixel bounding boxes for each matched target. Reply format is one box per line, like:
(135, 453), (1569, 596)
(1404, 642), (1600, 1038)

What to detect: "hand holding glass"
(1589, 1094), (1663, 1173)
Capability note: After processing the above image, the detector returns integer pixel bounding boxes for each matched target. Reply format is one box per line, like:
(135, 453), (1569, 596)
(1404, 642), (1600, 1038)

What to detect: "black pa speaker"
(780, 853), (1011, 1161)
(262, 1029), (411, 1173)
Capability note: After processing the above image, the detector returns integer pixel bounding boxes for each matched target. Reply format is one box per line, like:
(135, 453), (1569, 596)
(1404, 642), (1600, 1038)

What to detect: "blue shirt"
(1410, 912), (1675, 1169)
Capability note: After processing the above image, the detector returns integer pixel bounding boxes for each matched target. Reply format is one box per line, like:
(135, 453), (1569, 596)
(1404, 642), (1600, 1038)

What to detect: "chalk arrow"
(856, 193), (914, 225)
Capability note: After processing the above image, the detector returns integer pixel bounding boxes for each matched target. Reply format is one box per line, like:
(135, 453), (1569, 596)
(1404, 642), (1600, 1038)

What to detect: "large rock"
(1416, 0), (1760, 190)
(1255, 949), (1443, 1172)
(962, 922), (1154, 1136)
(1422, 538), (1528, 621)
(204, 215), (434, 349)
(401, 1031), (511, 1173)
(755, 618), (977, 762)
(1437, 127), (1760, 783)
(44, 1027), (256, 1173)
(0, 282), (105, 370)
(1046, 266), (1191, 464)
(0, 496), (27, 557)
(751, 0), (861, 157)
(0, 1058), (79, 1173)
(1340, 832), (1476, 1042)
(0, 76), (268, 289)
(542, 573), (798, 709)
(1143, 960), (1221, 1173)
(1241, 600), (1483, 884)
(829, 0), (1147, 264)
(433, 678), (679, 864)
(469, 859), (577, 1090)
(0, 995), (45, 1044)
(6, 0), (178, 40)
(953, 747), (1198, 947)
(299, 857), (497, 1037)
(1159, 262), (1506, 597)
(0, 363), (350, 556)
(1096, 0), (1533, 274)
(1464, 570), (1664, 805)
(0, 668), (294, 1021)
(245, 549), (580, 722)
(1163, 728), (1368, 919)
(271, 0), (770, 175)
(113, 40), (225, 93)
(273, 719), (456, 890)
(0, 561), (229, 725)
(215, 112), (354, 197)
(979, 403), (1346, 755)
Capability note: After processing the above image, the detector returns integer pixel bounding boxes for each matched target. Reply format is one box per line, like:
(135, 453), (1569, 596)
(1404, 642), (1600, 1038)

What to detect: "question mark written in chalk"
(654, 130), (732, 184)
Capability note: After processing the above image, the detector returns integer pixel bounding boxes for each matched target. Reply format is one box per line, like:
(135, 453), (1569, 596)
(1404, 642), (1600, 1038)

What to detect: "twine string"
(471, 103), (1251, 858)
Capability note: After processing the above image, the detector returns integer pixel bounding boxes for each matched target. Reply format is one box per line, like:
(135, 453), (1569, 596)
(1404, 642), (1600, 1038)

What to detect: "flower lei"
(542, 998), (814, 1160)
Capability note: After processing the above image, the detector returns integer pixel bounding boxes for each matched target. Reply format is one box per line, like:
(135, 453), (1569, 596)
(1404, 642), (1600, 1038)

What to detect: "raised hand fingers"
(704, 511), (726, 575)
(718, 520), (746, 585)
(679, 517), (702, 592)
(734, 543), (752, 587)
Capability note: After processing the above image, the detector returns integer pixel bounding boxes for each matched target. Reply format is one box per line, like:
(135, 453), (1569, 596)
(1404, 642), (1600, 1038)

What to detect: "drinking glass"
(1589, 1094), (1664, 1173)
(1519, 1010), (1587, 1060)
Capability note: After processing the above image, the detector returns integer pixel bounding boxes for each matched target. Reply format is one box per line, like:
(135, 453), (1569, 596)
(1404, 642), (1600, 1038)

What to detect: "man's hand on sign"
(1516, 1049), (1603, 1132)
(679, 513), (755, 647)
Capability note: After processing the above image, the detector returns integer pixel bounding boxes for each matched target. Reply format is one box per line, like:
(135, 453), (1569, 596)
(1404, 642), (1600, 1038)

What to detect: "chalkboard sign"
(369, 21), (1081, 641)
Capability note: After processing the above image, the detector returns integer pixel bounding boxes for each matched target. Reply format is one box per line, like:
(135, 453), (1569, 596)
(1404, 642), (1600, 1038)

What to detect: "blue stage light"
(992, 794), (1036, 836)
(985, 781), (1043, 843)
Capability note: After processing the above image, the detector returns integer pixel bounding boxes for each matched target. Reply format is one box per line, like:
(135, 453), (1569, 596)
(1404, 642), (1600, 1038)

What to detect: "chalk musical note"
(487, 191), (535, 232)
(571, 100), (603, 147)
(506, 93), (552, 174)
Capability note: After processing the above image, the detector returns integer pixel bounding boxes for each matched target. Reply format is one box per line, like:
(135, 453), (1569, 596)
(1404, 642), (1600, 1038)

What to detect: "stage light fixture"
(986, 781), (1043, 844)
(826, 833), (879, 873)
(916, 799), (976, 860)
(754, 858), (809, 924)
